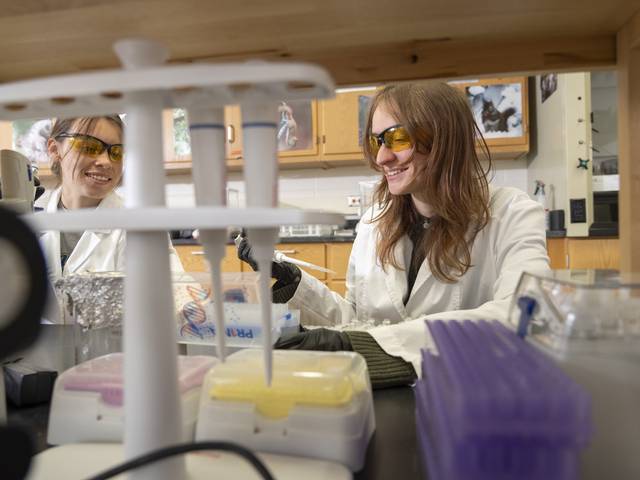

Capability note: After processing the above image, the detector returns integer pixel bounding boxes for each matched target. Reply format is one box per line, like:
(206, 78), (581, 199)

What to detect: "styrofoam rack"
(24, 207), (344, 233)
(0, 61), (334, 120)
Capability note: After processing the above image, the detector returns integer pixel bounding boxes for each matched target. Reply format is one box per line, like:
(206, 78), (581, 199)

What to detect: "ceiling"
(1, 0), (638, 84)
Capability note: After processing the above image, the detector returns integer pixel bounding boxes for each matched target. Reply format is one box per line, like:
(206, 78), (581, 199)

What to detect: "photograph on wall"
(358, 95), (373, 146)
(540, 74), (558, 103)
(277, 100), (313, 152)
(465, 82), (523, 138)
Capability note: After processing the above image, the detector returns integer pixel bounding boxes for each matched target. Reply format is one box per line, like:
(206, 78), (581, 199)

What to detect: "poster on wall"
(540, 74), (558, 103)
(465, 82), (523, 138)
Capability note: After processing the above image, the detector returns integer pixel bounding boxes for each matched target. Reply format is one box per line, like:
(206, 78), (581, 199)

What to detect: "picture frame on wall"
(464, 81), (524, 139)
(541, 74), (558, 103)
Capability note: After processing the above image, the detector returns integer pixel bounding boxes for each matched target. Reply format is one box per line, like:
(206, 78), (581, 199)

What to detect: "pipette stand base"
(26, 443), (352, 480)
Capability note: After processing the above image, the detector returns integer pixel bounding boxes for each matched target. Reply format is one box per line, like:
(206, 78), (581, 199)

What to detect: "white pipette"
(187, 107), (228, 362)
(241, 101), (279, 386)
(273, 250), (335, 274)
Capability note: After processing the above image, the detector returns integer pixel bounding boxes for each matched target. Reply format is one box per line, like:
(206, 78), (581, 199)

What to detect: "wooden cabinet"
(276, 242), (326, 280)
(566, 238), (620, 269)
(6, 77), (529, 179)
(174, 245), (242, 273)
(226, 100), (322, 169)
(546, 238), (569, 269)
(326, 242), (353, 296)
(546, 237), (619, 270)
(173, 241), (351, 294)
(451, 76), (530, 160)
(319, 89), (376, 158)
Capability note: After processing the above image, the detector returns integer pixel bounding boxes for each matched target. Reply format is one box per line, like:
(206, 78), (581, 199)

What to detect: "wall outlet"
(347, 195), (361, 207)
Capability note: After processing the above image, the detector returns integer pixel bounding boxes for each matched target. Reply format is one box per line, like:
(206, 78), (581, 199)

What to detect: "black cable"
(85, 441), (276, 480)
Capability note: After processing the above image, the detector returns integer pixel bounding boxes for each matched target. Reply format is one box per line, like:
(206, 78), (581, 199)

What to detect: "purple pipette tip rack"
(415, 319), (592, 480)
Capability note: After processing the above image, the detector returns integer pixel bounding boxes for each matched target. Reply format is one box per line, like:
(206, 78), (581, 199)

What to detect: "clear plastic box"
(509, 270), (640, 480)
(49, 271), (299, 357)
(195, 349), (375, 471)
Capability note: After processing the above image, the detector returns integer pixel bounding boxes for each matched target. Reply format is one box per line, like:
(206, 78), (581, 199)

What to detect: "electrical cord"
(85, 441), (276, 480)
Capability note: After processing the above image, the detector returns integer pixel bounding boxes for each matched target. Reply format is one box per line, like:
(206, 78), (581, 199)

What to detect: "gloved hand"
(34, 174), (45, 202)
(236, 234), (301, 285)
(274, 327), (352, 351)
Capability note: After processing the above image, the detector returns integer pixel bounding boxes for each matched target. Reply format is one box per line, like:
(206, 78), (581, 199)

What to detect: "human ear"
(46, 137), (61, 163)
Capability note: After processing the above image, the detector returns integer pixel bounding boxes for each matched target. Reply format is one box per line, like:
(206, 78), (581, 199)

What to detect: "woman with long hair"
(238, 83), (549, 388)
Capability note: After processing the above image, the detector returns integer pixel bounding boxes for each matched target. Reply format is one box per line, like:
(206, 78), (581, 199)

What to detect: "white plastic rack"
(6, 39), (342, 480)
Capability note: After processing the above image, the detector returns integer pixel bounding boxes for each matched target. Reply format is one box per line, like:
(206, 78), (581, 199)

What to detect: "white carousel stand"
(4, 38), (344, 480)
(25, 443), (352, 480)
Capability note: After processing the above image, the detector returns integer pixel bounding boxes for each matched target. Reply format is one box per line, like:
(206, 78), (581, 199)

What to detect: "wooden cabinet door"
(567, 238), (620, 269)
(276, 243), (326, 280)
(175, 245), (242, 273)
(277, 100), (318, 157)
(546, 238), (568, 269)
(225, 105), (243, 160)
(326, 243), (353, 280)
(328, 280), (347, 297)
(320, 89), (376, 156)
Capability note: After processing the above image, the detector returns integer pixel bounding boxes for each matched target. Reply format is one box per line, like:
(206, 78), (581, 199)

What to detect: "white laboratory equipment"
(196, 350), (376, 472)
(0, 149), (35, 214)
(1, 37), (349, 479)
(510, 270), (640, 480)
(47, 354), (216, 445)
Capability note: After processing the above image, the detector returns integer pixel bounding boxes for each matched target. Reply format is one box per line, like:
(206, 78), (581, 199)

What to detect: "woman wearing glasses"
(239, 82), (550, 388)
(40, 115), (182, 278)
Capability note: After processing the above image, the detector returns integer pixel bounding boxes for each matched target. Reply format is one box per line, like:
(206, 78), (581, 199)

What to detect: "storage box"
(195, 349), (375, 471)
(47, 353), (216, 445)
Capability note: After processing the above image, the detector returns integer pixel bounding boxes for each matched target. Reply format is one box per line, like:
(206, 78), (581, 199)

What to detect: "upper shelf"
(0, 62), (335, 121)
(24, 207), (345, 233)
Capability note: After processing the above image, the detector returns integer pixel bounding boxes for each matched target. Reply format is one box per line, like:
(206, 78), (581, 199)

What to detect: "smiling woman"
(47, 116), (124, 209)
(38, 115), (184, 279)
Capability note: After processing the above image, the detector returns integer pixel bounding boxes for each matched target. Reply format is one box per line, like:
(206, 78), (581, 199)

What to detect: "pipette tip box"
(195, 349), (375, 471)
(47, 353), (216, 445)
(415, 319), (592, 480)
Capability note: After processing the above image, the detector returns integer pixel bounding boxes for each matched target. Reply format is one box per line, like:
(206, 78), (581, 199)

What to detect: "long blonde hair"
(363, 83), (491, 283)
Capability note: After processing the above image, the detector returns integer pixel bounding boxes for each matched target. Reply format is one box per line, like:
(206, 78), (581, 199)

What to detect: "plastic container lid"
(509, 270), (640, 349)
(205, 349), (370, 419)
(62, 353), (216, 407)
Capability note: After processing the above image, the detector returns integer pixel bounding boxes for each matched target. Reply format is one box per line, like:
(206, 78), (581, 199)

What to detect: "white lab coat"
(39, 187), (183, 279)
(288, 186), (551, 375)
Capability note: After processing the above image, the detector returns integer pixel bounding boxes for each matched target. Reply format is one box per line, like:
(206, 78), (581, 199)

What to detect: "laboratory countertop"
(172, 235), (357, 246)
(8, 386), (422, 480)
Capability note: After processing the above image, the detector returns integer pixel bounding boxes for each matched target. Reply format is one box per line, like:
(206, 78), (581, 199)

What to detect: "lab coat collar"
(43, 188), (122, 274)
(46, 187), (121, 234)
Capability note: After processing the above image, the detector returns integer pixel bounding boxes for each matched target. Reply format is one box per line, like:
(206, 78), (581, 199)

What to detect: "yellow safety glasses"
(56, 133), (124, 163)
(367, 124), (412, 156)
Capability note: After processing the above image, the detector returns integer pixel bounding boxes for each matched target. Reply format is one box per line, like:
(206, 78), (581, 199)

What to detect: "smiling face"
(53, 118), (123, 209)
(372, 104), (429, 198)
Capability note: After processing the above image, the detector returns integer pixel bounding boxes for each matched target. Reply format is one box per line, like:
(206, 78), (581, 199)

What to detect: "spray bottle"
(534, 180), (549, 231)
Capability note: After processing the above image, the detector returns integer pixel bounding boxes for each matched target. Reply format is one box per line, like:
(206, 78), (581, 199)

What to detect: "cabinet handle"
(227, 125), (236, 143)
(278, 249), (297, 254)
(192, 251), (205, 255)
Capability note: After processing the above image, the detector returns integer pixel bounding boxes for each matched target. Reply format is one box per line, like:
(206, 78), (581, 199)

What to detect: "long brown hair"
(363, 83), (491, 283)
(49, 115), (124, 185)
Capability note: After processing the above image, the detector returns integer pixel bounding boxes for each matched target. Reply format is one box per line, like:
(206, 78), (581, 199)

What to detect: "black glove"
(274, 327), (352, 351)
(34, 175), (45, 202)
(237, 235), (300, 285)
